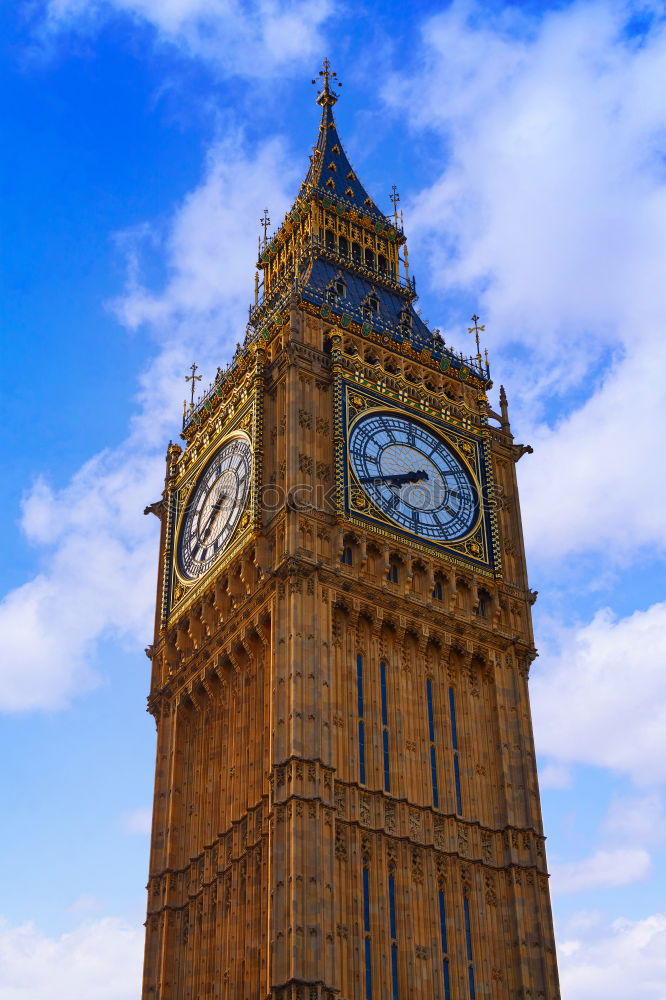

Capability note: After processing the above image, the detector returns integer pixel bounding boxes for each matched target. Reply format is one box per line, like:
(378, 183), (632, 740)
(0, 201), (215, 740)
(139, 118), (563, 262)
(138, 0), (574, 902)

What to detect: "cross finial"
(467, 313), (486, 359)
(185, 362), (202, 407)
(260, 208), (271, 246)
(390, 184), (400, 225)
(312, 58), (342, 106)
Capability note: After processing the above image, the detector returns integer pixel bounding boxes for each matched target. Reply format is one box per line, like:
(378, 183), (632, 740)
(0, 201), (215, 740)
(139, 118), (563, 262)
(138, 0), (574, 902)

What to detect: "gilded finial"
(312, 57), (342, 106)
(468, 314), (486, 361)
(185, 362), (202, 407)
(260, 208), (271, 247)
(390, 185), (400, 226)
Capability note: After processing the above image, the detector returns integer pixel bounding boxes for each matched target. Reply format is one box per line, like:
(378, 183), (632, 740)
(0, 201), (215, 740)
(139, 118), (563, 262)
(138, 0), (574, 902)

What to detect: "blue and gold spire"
(302, 59), (386, 224)
(247, 61), (490, 392)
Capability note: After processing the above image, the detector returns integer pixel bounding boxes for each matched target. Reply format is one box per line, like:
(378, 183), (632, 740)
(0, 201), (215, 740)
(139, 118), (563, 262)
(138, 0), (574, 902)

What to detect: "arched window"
(432, 580), (443, 601)
(387, 561), (399, 584)
(340, 546), (353, 566)
(476, 590), (489, 617)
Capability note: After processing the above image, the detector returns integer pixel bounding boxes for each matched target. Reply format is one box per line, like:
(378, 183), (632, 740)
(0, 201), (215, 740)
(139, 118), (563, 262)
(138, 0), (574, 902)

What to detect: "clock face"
(348, 411), (478, 542)
(177, 436), (252, 581)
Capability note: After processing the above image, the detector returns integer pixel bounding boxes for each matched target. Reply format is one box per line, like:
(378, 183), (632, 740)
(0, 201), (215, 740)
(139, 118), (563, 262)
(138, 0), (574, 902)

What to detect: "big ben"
(141, 61), (560, 1000)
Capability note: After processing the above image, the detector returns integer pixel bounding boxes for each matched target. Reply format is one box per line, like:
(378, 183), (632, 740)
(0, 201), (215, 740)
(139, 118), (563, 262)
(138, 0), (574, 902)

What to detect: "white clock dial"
(177, 436), (252, 581)
(349, 411), (478, 542)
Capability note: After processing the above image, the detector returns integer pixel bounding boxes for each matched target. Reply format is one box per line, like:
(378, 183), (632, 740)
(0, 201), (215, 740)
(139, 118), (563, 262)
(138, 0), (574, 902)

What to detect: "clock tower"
(142, 63), (560, 1000)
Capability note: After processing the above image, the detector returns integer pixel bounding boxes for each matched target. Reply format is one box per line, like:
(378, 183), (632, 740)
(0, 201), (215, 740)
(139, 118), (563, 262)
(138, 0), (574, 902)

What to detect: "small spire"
(260, 208), (271, 247)
(499, 385), (510, 431)
(390, 184), (400, 226)
(185, 363), (202, 407)
(468, 314), (486, 361)
(312, 57), (342, 107)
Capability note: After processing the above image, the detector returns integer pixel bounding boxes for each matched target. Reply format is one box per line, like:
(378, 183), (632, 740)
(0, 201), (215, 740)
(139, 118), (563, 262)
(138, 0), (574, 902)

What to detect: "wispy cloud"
(120, 807), (152, 835)
(557, 910), (666, 999)
(602, 792), (666, 848)
(39, 0), (336, 76)
(0, 133), (297, 712)
(0, 916), (143, 1000)
(385, 0), (666, 564)
(551, 847), (651, 894)
(532, 601), (666, 783)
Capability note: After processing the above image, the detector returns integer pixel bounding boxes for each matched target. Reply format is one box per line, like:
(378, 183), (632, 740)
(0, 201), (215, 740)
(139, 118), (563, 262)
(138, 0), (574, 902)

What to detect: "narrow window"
(325, 228), (335, 250)
(464, 897), (476, 1000)
(340, 546), (353, 565)
(449, 687), (463, 815)
(387, 563), (398, 584)
(339, 234), (348, 257)
(380, 661), (390, 792)
(439, 890), (451, 1000)
(426, 678), (439, 808)
(363, 866), (372, 999)
(358, 655), (366, 785)
(365, 248), (375, 269)
(432, 580), (443, 601)
(389, 873), (399, 1000)
(476, 593), (488, 617)
(352, 241), (361, 264)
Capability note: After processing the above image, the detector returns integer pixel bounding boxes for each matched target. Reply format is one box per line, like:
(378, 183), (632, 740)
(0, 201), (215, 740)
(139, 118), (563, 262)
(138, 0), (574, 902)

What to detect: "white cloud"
(539, 761), (574, 790)
(532, 601), (666, 784)
(0, 134), (297, 712)
(551, 847), (651, 894)
(385, 1), (666, 563)
(557, 910), (666, 999)
(519, 341), (666, 562)
(121, 806), (152, 834)
(0, 450), (161, 712)
(602, 792), (666, 847)
(41, 0), (335, 76)
(66, 895), (102, 914)
(115, 135), (295, 331)
(0, 916), (143, 1000)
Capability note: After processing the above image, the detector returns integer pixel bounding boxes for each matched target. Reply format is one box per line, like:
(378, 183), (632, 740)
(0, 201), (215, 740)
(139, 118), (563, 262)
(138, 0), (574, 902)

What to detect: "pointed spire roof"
(303, 60), (387, 224)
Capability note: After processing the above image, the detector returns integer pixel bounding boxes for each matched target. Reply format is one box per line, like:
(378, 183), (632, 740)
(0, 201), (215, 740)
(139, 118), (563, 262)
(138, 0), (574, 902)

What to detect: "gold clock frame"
(335, 379), (500, 576)
(163, 394), (260, 626)
(173, 430), (253, 586)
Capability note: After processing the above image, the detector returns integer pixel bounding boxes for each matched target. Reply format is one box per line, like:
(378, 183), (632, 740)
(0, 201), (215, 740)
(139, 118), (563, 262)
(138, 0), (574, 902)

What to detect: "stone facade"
(141, 71), (559, 1000)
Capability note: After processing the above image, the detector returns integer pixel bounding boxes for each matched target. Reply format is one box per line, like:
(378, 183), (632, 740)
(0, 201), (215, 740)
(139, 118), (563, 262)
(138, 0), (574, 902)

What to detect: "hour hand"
(358, 470), (429, 487)
(201, 493), (228, 540)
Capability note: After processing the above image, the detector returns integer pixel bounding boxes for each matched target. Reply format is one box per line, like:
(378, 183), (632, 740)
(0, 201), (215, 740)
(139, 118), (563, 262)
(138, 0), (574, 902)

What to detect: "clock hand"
(358, 470), (429, 487)
(200, 492), (228, 541)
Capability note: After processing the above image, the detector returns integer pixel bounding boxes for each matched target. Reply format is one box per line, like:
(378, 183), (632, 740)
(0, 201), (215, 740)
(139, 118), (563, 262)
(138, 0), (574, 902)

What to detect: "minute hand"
(358, 470), (429, 486)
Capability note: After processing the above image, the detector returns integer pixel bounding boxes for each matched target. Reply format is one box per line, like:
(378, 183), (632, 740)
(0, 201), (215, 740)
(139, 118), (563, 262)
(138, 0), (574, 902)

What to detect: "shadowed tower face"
(141, 61), (560, 1000)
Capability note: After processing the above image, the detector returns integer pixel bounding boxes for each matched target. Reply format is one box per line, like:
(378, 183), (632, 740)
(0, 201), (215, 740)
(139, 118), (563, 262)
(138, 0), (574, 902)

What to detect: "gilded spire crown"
(304, 59), (385, 223)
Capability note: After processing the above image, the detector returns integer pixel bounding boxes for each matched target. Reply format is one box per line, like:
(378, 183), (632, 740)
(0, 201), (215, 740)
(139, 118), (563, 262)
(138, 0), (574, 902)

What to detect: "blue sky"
(2, 0), (666, 995)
